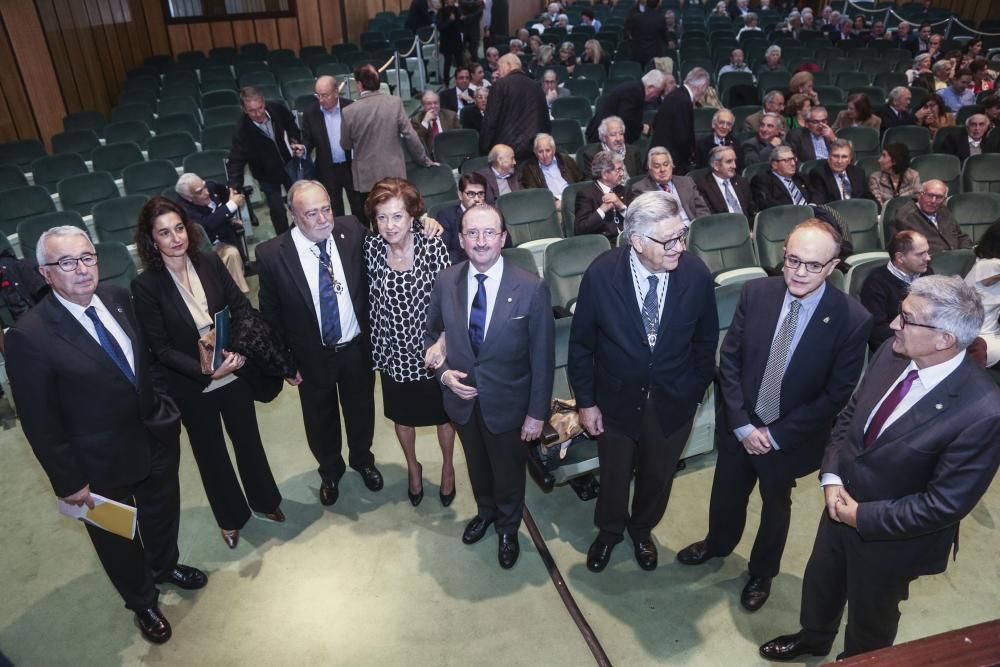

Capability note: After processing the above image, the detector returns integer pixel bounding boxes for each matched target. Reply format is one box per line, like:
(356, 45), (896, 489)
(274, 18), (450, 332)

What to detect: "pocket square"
(511, 315), (526, 320)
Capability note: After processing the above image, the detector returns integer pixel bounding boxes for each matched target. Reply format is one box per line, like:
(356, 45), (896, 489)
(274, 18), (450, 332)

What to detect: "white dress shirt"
(713, 173), (741, 213)
(629, 249), (669, 321)
(291, 226), (361, 345)
(54, 291), (135, 373)
(466, 257), (505, 338)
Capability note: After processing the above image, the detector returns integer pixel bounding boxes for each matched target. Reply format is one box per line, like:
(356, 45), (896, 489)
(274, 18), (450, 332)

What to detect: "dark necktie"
(785, 177), (806, 206)
(723, 179), (743, 213)
(316, 241), (342, 346)
(468, 273), (487, 355)
(864, 369), (920, 447)
(839, 172), (852, 199)
(642, 275), (660, 347)
(430, 120), (440, 138)
(84, 306), (136, 386)
(755, 300), (801, 424)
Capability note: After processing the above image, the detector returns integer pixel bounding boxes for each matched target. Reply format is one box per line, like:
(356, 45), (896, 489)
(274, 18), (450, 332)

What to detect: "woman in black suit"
(132, 197), (283, 549)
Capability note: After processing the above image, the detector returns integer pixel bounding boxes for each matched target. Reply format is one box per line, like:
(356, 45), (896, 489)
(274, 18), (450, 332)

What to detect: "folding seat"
(405, 164), (457, 209)
(94, 242), (138, 289)
(911, 153), (962, 194)
(947, 192), (1000, 243)
(496, 188), (563, 246)
(432, 129), (480, 170)
(93, 194), (148, 245)
(57, 171), (120, 217)
(753, 204), (814, 271)
(155, 113), (202, 142)
(17, 210), (89, 258)
(0, 185), (55, 235)
(550, 119), (585, 156)
(63, 111), (107, 138)
(147, 132), (199, 167)
(183, 150), (230, 185)
(92, 142), (145, 179)
(0, 139), (46, 172)
(103, 120), (153, 148)
(544, 235), (612, 316)
(123, 160), (183, 197)
(882, 125), (931, 158)
(688, 212), (766, 284)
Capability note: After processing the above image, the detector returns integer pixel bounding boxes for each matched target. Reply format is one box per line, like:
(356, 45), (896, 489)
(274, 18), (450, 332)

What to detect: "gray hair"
(913, 53), (932, 68)
(175, 172), (202, 198)
(932, 60), (952, 76)
(623, 191), (682, 242)
(590, 150), (622, 178)
(36, 225), (93, 266)
(713, 108), (735, 124)
(646, 145), (672, 165)
(908, 275), (985, 348)
(765, 45), (781, 58)
(597, 115), (625, 141)
(763, 90), (785, 104)
(509, 38), (524, 49)
(807, 105), (828, 120)
(533, 132), (555, 151)
(829, 138), (854, 154)
(966, 113), (989, 128)
(709, 145), (736, 165)
(641, 69), (666, 89)
(770, 144), (795, 162)
(888, 86), (910, 104)
(487, 143), (513, 164)
(286, 179), (329, 216)
(761, 111), (783, 124)
(684, 67), (711, 90)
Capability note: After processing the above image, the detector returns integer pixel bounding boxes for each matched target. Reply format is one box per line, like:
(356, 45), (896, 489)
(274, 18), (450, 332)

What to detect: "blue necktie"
(642, 275), (659, 346)
(316, 241), (342, 346)
(839, 173), (852, 199)
(84, 306), (136, 386)
(468, 273), (487, 356)
(785, 178), (806, 206)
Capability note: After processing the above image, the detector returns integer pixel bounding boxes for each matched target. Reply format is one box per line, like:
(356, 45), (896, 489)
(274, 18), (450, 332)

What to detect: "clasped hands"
(824, 484), (859, 528)
(741, 426), (772, 455)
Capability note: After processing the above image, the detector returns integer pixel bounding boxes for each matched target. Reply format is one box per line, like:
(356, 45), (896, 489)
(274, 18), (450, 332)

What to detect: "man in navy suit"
(677, 220), (873, 612)
(751, 145), (815, 212)
(569, 191), (719, 572)
(806, 139), (875, 205)
(761, 275), (1000, 661)
(436, 172), (505, 264)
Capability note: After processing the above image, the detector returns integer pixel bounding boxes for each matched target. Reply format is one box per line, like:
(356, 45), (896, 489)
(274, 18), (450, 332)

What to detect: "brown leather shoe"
(134, 607), (171, 644)
(262, 507), (285, 522)
(221, 529), (239, 549)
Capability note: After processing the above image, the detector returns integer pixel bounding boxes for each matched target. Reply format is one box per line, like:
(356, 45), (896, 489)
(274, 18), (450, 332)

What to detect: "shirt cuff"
(820, 473), (844, 487)
(767, 430), (780, 450)
(596, 207), (606, 219)
(733, 424), (755, 442)
(225, 201), (238, 214)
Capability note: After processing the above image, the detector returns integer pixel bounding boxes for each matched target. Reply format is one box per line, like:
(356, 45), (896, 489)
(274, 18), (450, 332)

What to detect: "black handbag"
(229, 308), (296, 403)
(285, 155), (317, 184)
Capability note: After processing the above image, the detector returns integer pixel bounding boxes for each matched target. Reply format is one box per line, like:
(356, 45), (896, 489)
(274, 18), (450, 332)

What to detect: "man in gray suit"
(625, 146), (711, 225)
(424, 205), (555, 569)
(341, 64), (436, 226)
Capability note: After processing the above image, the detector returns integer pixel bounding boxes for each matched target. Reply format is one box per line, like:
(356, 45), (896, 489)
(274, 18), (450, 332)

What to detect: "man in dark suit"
(807, 139), (875, 204)
(677, 220), (873, 612)
(886, 179), (973, 254)
(696, 145), (756, 221)
(226, 87), (305, 235)
(939, 113), (994, 161)
(743, 112), (784, 166)
(424, 205), (555, 569)
(475, 143), (521, 205)
(752, 145), (815, 212)
(625, 146), (711, 225)
(860, 230), (931, 353)
(586, 71), (667, 145)
(569, 191), (719, 572)
(440, 66), (475, 114)
(460, 87), (489, 134)
(412, 90), (462, 160)
(786, 105), (835, 163)
(879, 87), (917, 135)
(300, 76), (361, 219)
(518, 133), (584, 211)
(760, 275), (1000, 661)
(437, 172), (488, 263)
(694, 108), (745, 173)
(6, 226), (206, 644)
(255, 181), (384, 507)
(578, 116), (645, 182)
(574, 149), (629, 242)
(480, 54), (551, 160)
(175, 172), (250, 293)
(625, 1), (668, 68)
(651, 68), (711, 175)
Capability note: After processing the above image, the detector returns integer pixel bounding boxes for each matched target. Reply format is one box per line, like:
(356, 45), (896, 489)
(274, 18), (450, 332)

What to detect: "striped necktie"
(755, 300), (801, 424)
(785, 177), (806, 206)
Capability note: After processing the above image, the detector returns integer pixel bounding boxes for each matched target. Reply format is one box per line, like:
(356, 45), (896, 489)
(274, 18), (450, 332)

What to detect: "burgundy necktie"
(863, 369), (920, 447)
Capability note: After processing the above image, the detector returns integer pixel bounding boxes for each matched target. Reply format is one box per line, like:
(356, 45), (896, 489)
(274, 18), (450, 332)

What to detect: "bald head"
(497, 53), (522, 78)
(314, 75), (339, 111)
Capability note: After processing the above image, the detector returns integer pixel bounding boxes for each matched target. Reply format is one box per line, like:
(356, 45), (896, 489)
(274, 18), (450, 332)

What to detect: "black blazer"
(460, 105), (485, 133)
(440, 87), (473, 113)
(651, 87), (696, 174)
(300, 98), (353, 179)
(574, 181), (626, 241)
(694, 133), (745, 173)
(751, 170), (813, 211)
(719, 277), (873, 482)
(586, 80), (646, 145)
(5, 286), (181, 497)
(878, 106), (917, 135)
(180, 180), (240, 246)
(132, 252), (253, 400)
(807, 163), (875, 205)
(786, 127), (829, 163)
(226, 102), (301, 189)
(255, 217), (369, 387)
(695, 171), (756, 221)
(568, 248), (719, 440)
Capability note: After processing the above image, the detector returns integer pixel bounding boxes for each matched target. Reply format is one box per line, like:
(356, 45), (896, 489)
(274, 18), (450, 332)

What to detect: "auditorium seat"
(497, 189), (563, 246)
(405, 164), (457, 209)
(147, 132), (199, 167)
(123, 160), (183, 197)
(93, 194), (148, 245)
(94, 241), (138, 289)
(544, 235), (612, 317)
(63, 111), (107, 138)
(92, 142), (145, 179)
(551, 119), (585, 156)
(911, 153), (962, 194)
(826, 198), (882, 253)
(157, 97), (201, 120)
(103, 120), (153, 148)
(0, 185), (56, 236)
(433, 129), (480, 170)
(551, 96), (594, 127)
(155, 113), (202, 141)
(882, 125), (931, 157)
(930, 248), (975, 278)
(17, 210), (89, 259)
(754, 204), (814, 271)
(0, 139), (46, 173)
(962, 154), (1000, 193)
(559, 181), (592, 238)
(846, 253), (890, 298)
(57, 171), (120, 217)
(0, 164), (28, 192)
(183, 150), (229, 185)
(947, 192), (1000, 244)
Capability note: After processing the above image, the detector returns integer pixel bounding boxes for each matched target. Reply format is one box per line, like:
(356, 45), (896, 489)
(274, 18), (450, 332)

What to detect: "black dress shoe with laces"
(358, 464), (384, 492)
(156, 564), (208, 590)
(498, 533), (520, 569)
(586, 538), (614, 572)
(462, 516), (494, 544)
(741, 575), (773, 612)
(633, 538), (658, 571)
(759, 632), (832, 662)
(320, 480), (339, 506)
(134, 607), (171, 644)
(676, 540), (714, 565)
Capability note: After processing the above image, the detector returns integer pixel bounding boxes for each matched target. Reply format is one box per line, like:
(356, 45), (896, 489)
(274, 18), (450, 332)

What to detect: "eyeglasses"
(644, 229), (689, 251)
(897, 304), (943, 331)
(461, 190), (487, 199)
(302, 206), (333, 223)
(783, 254), (836, 273)
(462, 229), (501, 240)
(44, 253), (98, 272)
(919, 191), (946, 200)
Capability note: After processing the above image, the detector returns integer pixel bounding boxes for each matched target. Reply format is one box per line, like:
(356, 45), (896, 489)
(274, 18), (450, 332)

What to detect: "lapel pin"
(935, 403), (943, 410)
(116, 307), (124, 313)
(822, 316), (830, 324)
(340, 233), (345, 239)
(507, 297), (512, 303)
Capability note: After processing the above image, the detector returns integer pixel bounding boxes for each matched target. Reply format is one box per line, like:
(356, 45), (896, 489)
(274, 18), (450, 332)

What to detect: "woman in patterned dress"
(364, 178), (457, 507)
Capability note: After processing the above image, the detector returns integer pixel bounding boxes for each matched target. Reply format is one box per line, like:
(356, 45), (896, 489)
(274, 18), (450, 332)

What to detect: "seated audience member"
(965, 220), (1000, 367)
(695, 108), (745, 172)
(578, 10), (602, 35)
(751, 145), (814, 212)
(556, 42), (577, 77)
(737, 13), (762, 40)
(541, 69), (570, 113)
(578, 116), (644, 180)
(696, 145), (756, 221)
(930, 59), (953, 91)
(984, 94), (1000, 132)
(743, 112), (784, 165)
(411, 90), (461, 158)
(440, 66), (475, 114)
(832, 93), (881, 132)
(940, 113), (994, 160)
(719, 49), (754, 81)
(744, 91), (787, 134)
(938, 67), (976, 112)
(879, 87), (917, 134)
(579, 39), (610, 73)
(485, 46), (501, 80)
(869, 143), (922, 207)
(436, 173), (488, 263)
(913, 92), (955, 139)
(788, 71), (819, 107)
(893, 20), (917, 54)
(756, 46), (786, 76)
(461, 87), (489, 133)
(468, 63), (491, 92)
(886, 179), (973, 254)
(475, 143), (521, 205)
(787, 105), (834, 162)
(574, 150), (628, 243)
(906, 53), (934, 87)
(807, 139), (874, 204)
(785, 93), (813, 131)
(860, 230), (932, 352)
(175, 173), (250, 293)
(519, 132), (584, 210)
(508, 38), (525, 57)
(626, 146), (711, 225)
(970, 60), (995, 96)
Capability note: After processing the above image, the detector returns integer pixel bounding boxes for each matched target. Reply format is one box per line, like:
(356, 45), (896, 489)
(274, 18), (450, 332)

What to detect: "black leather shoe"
(586, 538), (614, 572)
(498, 533), (520, 569)
(741, 575), (773, 612)
(439, 487), (456, 507)
(759, 632), (831, 662)
(676, 540), (714, 565)
(408, 486), (424, 506)
(320, 480), (339, 506)
(156, 564), (207, 590)
(462, 516), (494, 544)
(221, 529), (239, 549)
(633, 538), (658, 571)
(262, 507), (285, 522)
(358, 464), (384, 492)
(134, 607), (171, 644)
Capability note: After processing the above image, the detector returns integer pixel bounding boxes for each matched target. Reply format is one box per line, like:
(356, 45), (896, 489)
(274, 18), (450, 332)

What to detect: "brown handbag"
(197, 330), (216, 375)
(541, 399), (585, 451)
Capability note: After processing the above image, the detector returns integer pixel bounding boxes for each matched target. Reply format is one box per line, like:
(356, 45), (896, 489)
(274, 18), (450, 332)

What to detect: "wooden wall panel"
(231, 19), (256, 48)
(210, 19), (235, 48)
(296, 0), (322, 47)
(318, 0), (342, 46)
(137, 0), (170, 56)
(168, 23), (192, 54)
(35, 0), (81, 113)
(277, 16), (301, 51)
(0, 18), (37, 142)
(253, 18), (279, 50)
(188, 22), (215, 53)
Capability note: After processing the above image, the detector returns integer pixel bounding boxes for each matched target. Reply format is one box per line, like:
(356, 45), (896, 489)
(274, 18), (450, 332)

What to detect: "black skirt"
(380, 373), (450, 427)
